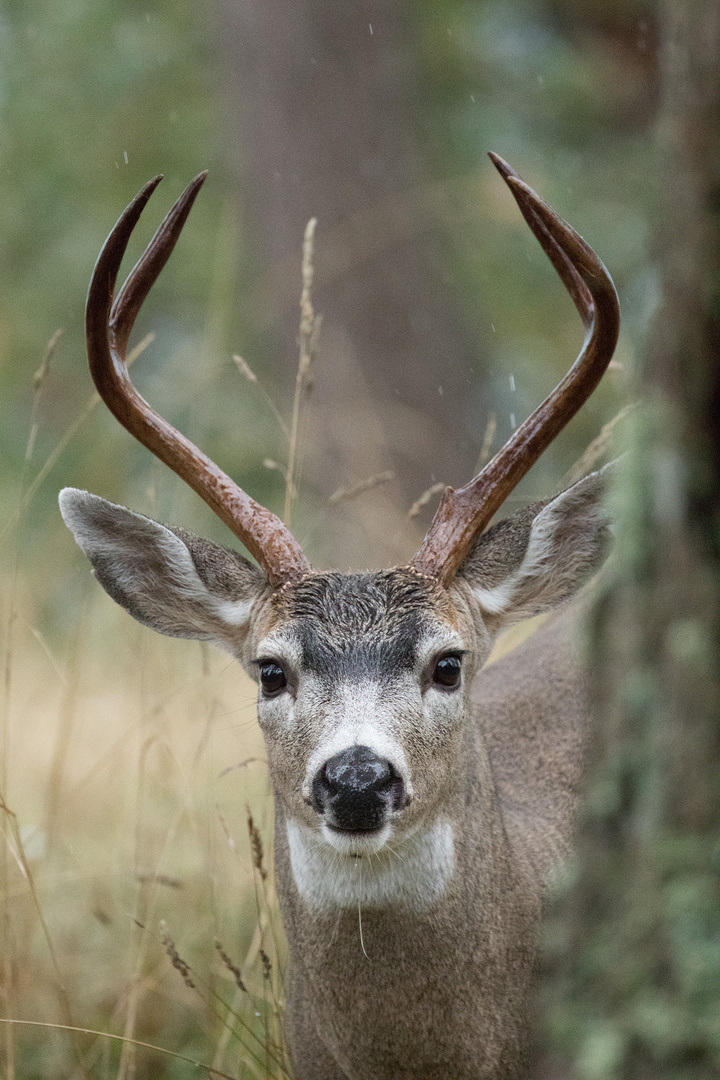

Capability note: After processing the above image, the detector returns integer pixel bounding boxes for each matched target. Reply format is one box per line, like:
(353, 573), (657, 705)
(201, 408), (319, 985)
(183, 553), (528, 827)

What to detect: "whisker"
(358, 863), (370, 961)
(384, 842), (408, 867)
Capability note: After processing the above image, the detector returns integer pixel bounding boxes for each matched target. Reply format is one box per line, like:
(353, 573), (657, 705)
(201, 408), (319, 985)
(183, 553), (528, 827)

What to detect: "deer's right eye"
(259, 662), (287, 696)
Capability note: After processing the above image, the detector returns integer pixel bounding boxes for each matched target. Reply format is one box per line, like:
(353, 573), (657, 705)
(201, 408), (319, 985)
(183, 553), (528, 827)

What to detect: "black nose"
(312, 745), (404, 832)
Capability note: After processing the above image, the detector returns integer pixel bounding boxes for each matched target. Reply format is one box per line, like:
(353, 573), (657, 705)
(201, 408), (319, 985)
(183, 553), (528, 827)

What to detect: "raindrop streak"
(123, 151), (128, 165)
(509, 374), (515, 392)
(491, 323), (496, 333)
(510, 414), (516, 430)
(369, 23), (373, 34)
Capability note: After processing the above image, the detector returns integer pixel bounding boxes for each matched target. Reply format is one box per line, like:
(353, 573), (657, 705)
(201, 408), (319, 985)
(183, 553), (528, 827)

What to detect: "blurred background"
(0, 0), (656, 1074)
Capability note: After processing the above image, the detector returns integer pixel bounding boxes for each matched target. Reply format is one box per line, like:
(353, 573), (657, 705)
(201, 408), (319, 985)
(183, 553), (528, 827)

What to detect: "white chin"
(286, 817), (455, 911)
(320, 821), (392, 856)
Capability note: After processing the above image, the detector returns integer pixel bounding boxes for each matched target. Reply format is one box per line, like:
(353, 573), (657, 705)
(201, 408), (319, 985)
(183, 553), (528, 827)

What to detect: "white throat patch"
(286, 818), (455, 911)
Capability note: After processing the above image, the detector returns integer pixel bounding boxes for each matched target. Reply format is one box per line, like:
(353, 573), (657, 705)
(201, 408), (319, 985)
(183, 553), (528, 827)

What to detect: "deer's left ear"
(457, 464), (613, 633)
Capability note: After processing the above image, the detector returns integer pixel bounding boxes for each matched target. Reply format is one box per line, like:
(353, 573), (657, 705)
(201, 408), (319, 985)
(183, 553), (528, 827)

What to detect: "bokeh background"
(0, 0), (655, 1075)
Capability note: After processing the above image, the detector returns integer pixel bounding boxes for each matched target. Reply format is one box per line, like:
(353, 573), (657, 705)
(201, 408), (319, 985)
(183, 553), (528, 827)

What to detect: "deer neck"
(274, 720), (540, 1080)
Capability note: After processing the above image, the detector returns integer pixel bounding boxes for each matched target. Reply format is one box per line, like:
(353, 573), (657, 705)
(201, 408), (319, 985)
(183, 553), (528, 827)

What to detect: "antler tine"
(488, 153), (594, 331)
(86, 176), (311, 587)
(411, 155), (620, 586)
(109, 172), (207, 356)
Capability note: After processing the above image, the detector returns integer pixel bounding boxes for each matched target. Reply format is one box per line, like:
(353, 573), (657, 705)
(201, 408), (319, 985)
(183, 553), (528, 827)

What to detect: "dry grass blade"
(21, 621), (67, 687)
(1, 331), (155, 540)
(0, 1019), (239, 1080)
(1, 798), (88, 1078)
(243, 803), (287, 1067)
(215, 939), (247, 993)
(233, 354), (290, 441)
(158, 920), (290, 1076)
(2, 331), (63, 1080)
(561, 402), (637, 488)
(2, 332), (91, 1079)
(32, 328), (63, 390)
(284, 217), (322, 526)
(25, 329), (63, 462)
(408, 482), (447, 520)
(247, 812), (267, 882)
(43, 604), (89, 856)
(118, 739), (185, 1080)
(160, 921), (195, 988)
(329, 471), (395, 505)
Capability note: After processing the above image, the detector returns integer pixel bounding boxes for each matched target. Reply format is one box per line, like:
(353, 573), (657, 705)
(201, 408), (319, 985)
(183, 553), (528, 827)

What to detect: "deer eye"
(259, 661), (287, 696)
(432, 653), (462, 690)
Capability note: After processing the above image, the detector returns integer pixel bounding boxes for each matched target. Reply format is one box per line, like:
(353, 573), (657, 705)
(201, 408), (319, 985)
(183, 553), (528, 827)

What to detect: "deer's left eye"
(259, 661), (287, 696)
(432, 654), (462, 690)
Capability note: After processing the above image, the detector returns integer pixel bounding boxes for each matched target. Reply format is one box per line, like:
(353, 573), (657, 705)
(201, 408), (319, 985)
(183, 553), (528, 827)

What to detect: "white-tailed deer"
(60, 155), (619, 1080)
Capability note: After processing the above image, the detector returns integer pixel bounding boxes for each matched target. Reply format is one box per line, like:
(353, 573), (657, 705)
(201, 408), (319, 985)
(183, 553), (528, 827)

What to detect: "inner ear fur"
(59, 488), (268, 649)
(457, 464), (613, 632)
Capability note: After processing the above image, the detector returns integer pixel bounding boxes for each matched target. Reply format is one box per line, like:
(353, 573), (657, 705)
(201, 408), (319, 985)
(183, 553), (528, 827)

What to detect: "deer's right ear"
(59, 488), (267, 649)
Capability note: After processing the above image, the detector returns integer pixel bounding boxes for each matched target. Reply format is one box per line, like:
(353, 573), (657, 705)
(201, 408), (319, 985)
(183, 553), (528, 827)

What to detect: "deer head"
(60, 156), (619, 899)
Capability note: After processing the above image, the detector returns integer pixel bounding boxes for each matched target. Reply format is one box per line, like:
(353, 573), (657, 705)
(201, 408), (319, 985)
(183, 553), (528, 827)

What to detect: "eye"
(259, 661), (287, 697)
(432, 653), (462, 690)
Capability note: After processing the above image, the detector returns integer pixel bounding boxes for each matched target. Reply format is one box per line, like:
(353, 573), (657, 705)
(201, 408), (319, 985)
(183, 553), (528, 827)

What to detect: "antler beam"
(86, 175), (311, 587)
(411, 154), (620, 585)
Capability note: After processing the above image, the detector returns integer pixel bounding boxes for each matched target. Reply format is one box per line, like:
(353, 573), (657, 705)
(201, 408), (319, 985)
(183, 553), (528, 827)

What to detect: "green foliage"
(543, 403), (720, 1078)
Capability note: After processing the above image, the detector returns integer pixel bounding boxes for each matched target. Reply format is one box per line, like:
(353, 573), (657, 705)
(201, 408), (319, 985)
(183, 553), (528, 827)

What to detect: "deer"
(59, 154), (619, 1080)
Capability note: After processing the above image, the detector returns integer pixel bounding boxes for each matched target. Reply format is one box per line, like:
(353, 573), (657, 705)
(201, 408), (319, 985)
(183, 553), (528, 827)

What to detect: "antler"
(411, 154), (620, 586)
(86, 174), (311, 587)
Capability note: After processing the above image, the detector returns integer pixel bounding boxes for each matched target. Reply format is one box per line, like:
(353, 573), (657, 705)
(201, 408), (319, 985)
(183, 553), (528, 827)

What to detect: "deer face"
(250, 570), (487, 857)
(61, 464), (611, 908)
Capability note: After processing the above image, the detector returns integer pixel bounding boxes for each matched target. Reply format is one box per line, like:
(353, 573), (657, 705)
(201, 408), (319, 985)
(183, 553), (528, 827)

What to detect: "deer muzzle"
(311, 745), (405, 833)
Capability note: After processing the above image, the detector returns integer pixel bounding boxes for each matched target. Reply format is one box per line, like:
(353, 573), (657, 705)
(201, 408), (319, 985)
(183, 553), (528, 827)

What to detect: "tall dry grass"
(0, 308), (297, 1079)
(1, 584), (291, 1078)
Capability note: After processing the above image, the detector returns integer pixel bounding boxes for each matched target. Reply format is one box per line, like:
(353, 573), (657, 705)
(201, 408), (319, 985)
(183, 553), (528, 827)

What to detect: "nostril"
(310, 765), (331, 814)
(388, 769), (406, 812)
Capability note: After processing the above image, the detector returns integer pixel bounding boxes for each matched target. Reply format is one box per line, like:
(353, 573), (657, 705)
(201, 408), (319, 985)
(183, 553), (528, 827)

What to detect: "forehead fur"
(270, 568), (456, 679)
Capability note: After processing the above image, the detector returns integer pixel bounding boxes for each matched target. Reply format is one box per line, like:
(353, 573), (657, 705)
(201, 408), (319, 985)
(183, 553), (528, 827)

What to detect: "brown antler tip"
(183, 171), (209, 197)
(140, 175), (164, 198)
(487, 152), (518, 182)
(169, 172), (208, 218)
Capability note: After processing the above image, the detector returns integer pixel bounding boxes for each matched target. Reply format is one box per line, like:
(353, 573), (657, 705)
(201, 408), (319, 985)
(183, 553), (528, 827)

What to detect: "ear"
(59, 488), (268, 650)
(458, 464), (613, 633)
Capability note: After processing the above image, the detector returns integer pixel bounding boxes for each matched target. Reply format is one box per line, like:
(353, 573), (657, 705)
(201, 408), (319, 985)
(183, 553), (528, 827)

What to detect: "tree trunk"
(215, 0), (486, 567)
(540, 2), (720, 1078)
